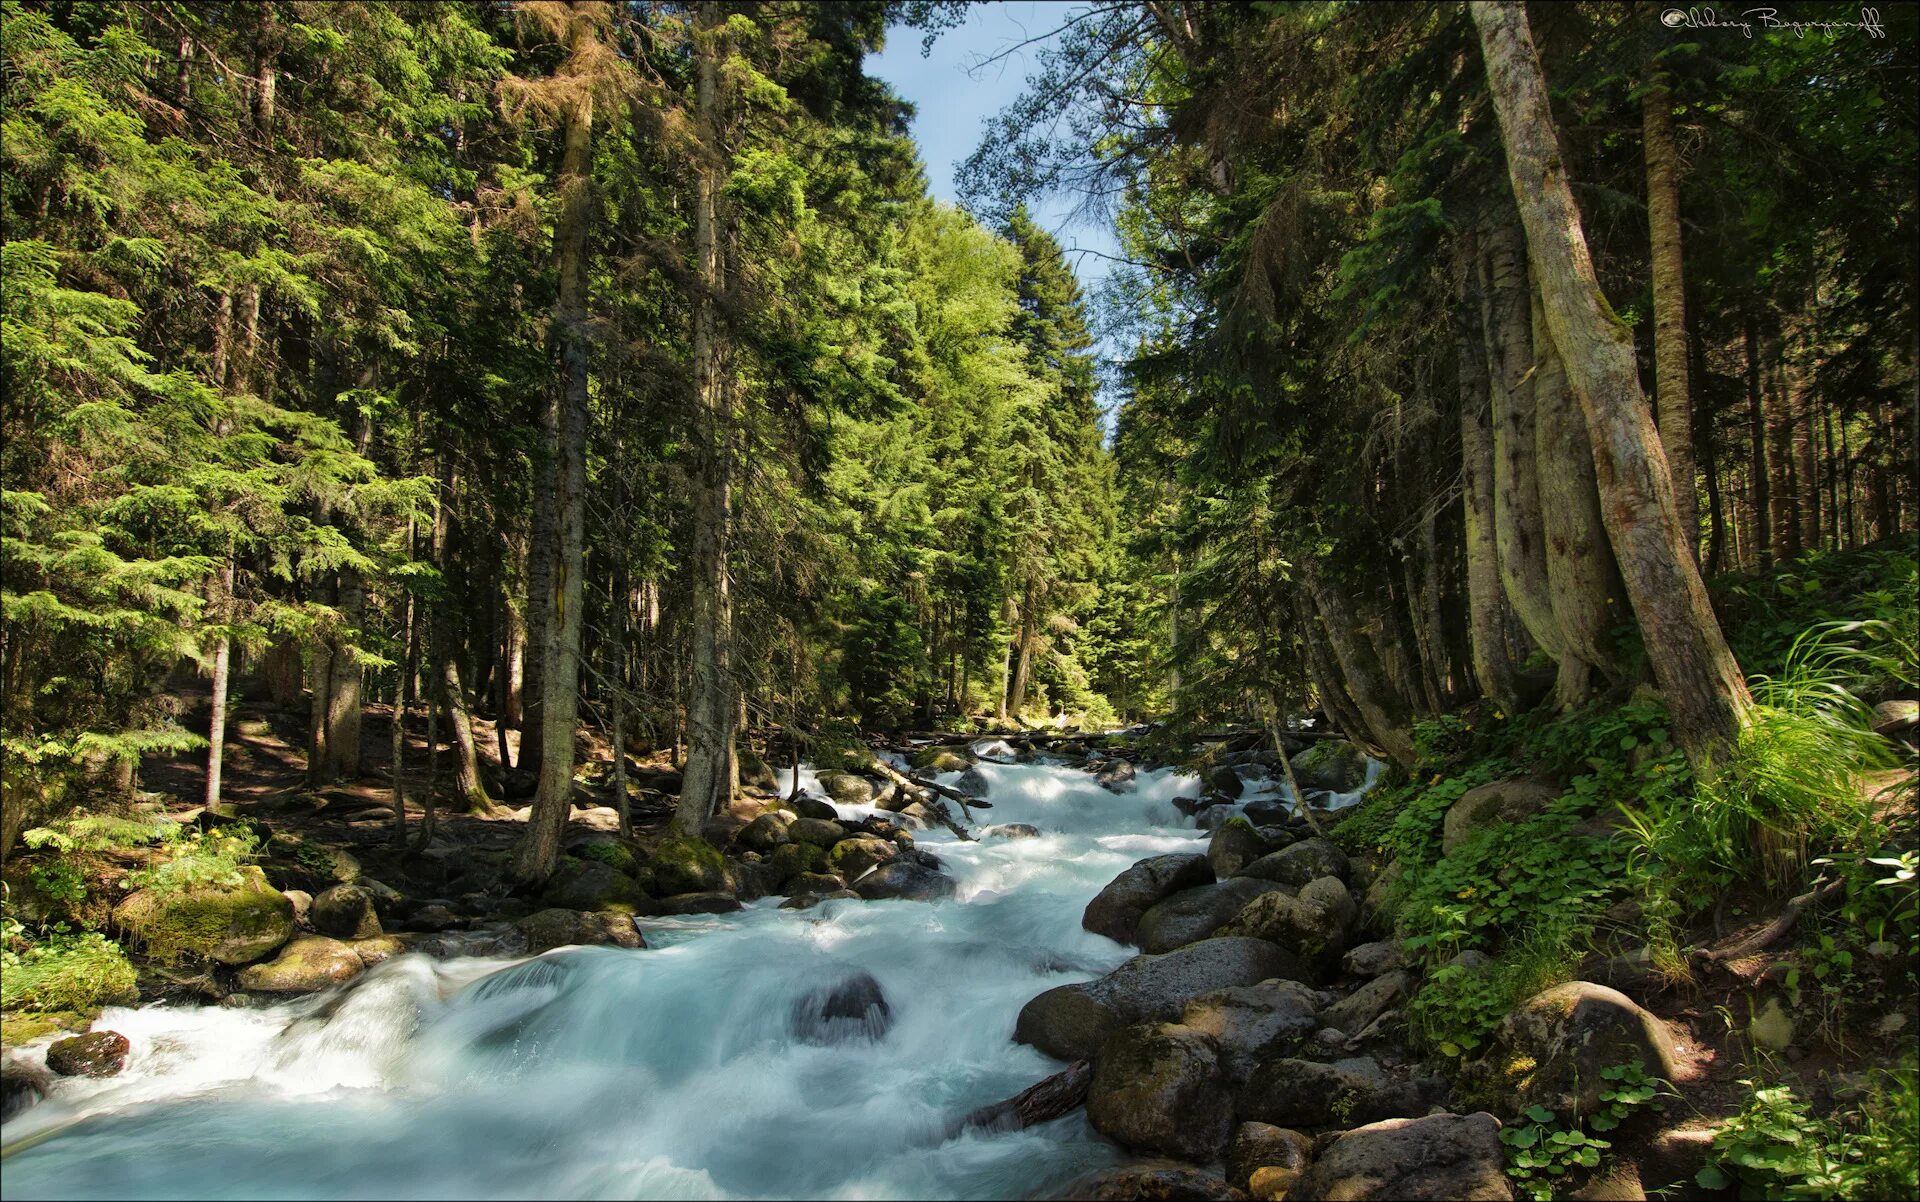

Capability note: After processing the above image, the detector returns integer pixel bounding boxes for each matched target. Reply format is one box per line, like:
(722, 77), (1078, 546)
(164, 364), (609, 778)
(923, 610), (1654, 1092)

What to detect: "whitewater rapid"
(0, 751), (1360, 1200)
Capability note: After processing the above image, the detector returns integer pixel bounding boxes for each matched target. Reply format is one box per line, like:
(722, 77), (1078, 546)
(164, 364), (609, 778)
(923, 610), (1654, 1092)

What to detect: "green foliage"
(579, 841), (639, 876)
(1501, 1063), (1665, 1201)
(1717, 548), (1918, 690)
(0, 919), (138, 1013)
(124, 825), (258, 895)
(1406, 922), (1582, 1060)
(1697, 1070), (1920, 1201)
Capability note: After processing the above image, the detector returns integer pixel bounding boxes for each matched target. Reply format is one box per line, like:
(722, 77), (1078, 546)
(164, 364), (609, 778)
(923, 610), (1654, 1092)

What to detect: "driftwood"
(948, 1060), (1091, 1138)
(1697, 877), (1846, 964)
(864, 757), (976, 842)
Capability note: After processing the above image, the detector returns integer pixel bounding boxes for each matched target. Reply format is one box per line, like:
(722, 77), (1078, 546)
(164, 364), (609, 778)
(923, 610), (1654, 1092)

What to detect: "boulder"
(1291, 740), (1369, 793)
(910, 748), (974, 773)
(1872, 698), (1918, 742)
(815, 770), (876, 805)
(788, 817), (847, 848)
(1443, 776), (1561, 853)
(1054, 1163), (1249, 1201)
(538, 859), (647, 912)
(1087, 1022), (1234, 1160)
(737, 748), (780, 792)
(1, 1054), (52, 1121)
(309, 884), (383, 940)
(1240, 838), (1349, 888)
(656, 891), (743, 915)
(786, 871), (848, 895)
(1206, 766), (1244, 799)
(1289, 1112), (1512, 1201)
(1015, 937), (1305, 1062)
(1137, 879), (1289, 955)
(649, 837), (731, 896)
(1344, 939), (1411, 978)
(737, 812), (793, 853)
(284, 889), (314, 928)
(791, 793), (839, 821)
(1490, 982), (1680, 1118)
(1209, 821), (1270, 880)
(1179, 979), (1320, 1080)
(1217, 876), (1357, 971)
(1236, 1055), (1435, 1128)
(826, 835), (898, 880)
(352, 934), (409, 966)
(1096, 760), (1137, 792)
(236, 935), (365, 993)
(1083, 853), (1215, 944)
(767, 841), (826, 884)
(779, 889), (859, 910)
(982, 823), (1042, 840)
(1240, 798), (1297, 827)
(515, 908), (646, 953)
(113, 865), (294, 966)
(1173, 794), (1230, 818)
(790, 971), (892, 1043)
(1226, 1123), (1314, 1195)
(45, 1031), (131, 1078)
(853, 860), (956, 902)
(954, 766), (991, 796)
(1322, 970), (1412, 1038)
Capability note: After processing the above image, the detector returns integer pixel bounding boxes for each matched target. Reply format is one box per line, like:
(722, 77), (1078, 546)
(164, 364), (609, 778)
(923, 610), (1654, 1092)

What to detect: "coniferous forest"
(1, 3), (1915, 1200)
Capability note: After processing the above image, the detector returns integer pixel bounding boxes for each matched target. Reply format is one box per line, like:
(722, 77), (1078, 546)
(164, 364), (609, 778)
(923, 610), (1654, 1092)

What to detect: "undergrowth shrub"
(1697, 1068), (1919, 1200)
(0, 918), (139, 1012)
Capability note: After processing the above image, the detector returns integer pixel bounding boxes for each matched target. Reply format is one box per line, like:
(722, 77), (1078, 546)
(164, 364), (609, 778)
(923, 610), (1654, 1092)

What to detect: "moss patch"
(113, 865), (293, 965)
(650, 837), (728, 895)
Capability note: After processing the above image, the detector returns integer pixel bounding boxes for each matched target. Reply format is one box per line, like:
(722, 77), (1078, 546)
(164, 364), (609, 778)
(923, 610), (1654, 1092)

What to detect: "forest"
(0, 2), (1915, 1201)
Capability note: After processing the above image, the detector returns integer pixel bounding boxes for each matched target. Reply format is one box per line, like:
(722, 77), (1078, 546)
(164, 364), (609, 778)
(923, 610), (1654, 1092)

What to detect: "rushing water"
(0, 748), (1371, 1200)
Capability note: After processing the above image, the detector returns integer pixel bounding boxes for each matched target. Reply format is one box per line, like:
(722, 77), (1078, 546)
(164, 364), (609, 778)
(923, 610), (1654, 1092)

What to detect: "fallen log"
(1697, 877), (1845, 964)
(864, 757), (976, 842)
(948, 1060), (1091, 1138)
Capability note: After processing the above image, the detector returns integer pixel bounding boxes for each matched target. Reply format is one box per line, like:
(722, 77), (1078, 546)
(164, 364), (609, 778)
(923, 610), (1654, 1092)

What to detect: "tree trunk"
(1744, 318), (1772, 569)
(391, 593), (412, 847)
(432, 468), (495, 817)
(203, 551), (237, 807)
(1767, 347), (1798, 561)
(1481, 219), (1566, 670)
(1643, 75), (1698, 555)
(1302, 565), (1417, 767)
(675, 1), (738, 838)
(1471, 0), (1751, 769)
(1531, 279), (1626, 708)
(1790, 351), (1820, 553)
(1008, 581), (1037, 719)
(513, 70), (595, 882)
(323, 569), (365, 780)
(1455, 233), (1520, 711)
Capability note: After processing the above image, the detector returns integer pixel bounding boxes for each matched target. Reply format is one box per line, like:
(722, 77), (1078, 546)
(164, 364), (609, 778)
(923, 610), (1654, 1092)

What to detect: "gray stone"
(1322, 970), (1412, 1037)
(826, 835), (897, 880)
(1291, 740), (1369, 793)
(1240, 838), (1349, 887)
(1236, 1055), (1435, 1128)
(982, 822), (1042, 839)
(1289, 1112), (1512, 1201)
(515, 908), (646, 953)
(1083, 853), (1215, 945)
(1137, 878), (1290, 954)
(853, 860), (956, 902)
(1217, 875), (1357, 972)
(655, 891), (743, 915)
(1442, 775), (1561, 853)
(1179, 979), (1320, 1080)
(1088, 1022), (1234, 1160)
(815, 771), (875, 805)
(236, 935), (365, 993)
(737, 812), (792, 853)
(1207, 766), (1244, 799)
(788, 817), (847, 847)
(791, 793), (839, 821)
(538, 860), (645, 913)
(1209, 821), (1270, 880)
(1015, 937), (1305, 1062)
(1344, 939), (1411, 978)
(1054, 1163), (1249, 1201)
(1489, 982), (1680, 1118)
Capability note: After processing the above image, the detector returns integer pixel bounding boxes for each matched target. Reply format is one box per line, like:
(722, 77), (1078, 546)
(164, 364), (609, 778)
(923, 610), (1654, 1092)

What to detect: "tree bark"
(391, 588), (412, 847)
(1472, 0), (1751, 770)
(1302, 565), (1417, 767)
(323, 568), (365, 780)
(1481, 219), (1566, 670)
(1643, 74), (1698, 555)
(1745, 318), (1772, 569)
(675, 0), (738, 837)
(1455, 232), (1520, 711)
(203, 550), (236, 807)
(513, 59), (595, 881)
(1531, 280), (1626, 708)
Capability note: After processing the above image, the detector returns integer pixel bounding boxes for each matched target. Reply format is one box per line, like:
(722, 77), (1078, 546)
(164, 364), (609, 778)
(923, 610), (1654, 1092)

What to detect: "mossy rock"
(908, 748), (974, 773)
(235, 935), (363, 993)
(263, 835), (362, 892)
(650, 836), (729, 896)
(1290, 741), (1368, 793)
(113, 865), (294, 966)
(1, 1009), (96, 1051)
(540, 857), (645, 913)
(737, 748), (780, 791)
(767, 841), (826, 884)
(576, 840), (639, 876)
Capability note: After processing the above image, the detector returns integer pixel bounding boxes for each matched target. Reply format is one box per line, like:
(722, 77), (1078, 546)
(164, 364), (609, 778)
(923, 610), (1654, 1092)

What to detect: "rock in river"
(1083, 853), (1214, 945)
(1087, 1021), (1234, 1160)
(46, 1031), (131, 1078)
(1289, 1112), (1512, 1201)
(1135, 878), (1288, 954)
(1015, 936), (1305, 1062)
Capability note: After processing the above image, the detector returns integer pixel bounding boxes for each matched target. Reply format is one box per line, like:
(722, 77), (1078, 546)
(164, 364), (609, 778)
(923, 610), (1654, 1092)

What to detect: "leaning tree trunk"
(1531, 281), (1626, 708)
(1481, 219), (1567, 672)
(322, 568), (365, 781)
(1471, 0), (1751, 770)
(1643, 73), (1698, 556)
(1455, 233), (1521, 712)
(432, 467), (496, 817)
(1302, 565), (1417, 767)
(675, 1), (738, 838)
(512, 79), (595, 883)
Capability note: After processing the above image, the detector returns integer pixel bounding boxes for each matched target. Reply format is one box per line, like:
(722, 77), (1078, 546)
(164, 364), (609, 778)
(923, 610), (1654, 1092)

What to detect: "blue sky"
(866, 3), (1127, 380)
